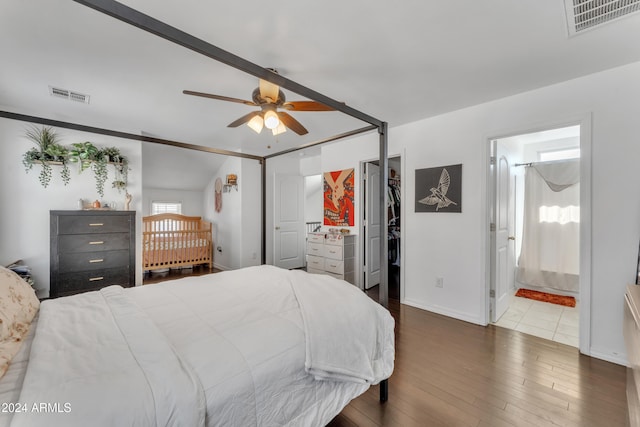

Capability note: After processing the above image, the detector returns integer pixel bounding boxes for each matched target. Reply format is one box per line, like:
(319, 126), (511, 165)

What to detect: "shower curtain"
(516, 159), (580, 292)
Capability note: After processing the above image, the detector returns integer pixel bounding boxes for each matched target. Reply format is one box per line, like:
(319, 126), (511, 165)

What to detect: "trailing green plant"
(22, 126), (70, 187)
(68, 141), (99, 173)
(21, 130), (130, 193)
(112, 179), (127, 193)
(92, 149), (109, 197)
(68, 142), (109, 196)
(44, 143), (70, 185)
(101, 146), (122, 163)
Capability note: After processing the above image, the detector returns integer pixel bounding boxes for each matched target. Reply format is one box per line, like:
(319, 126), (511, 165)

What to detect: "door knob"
(275, 226), (280, 230)
(508, 236), (515, 241)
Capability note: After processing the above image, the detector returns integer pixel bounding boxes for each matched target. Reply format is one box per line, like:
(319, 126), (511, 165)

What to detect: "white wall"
(203, 156), (262, 270)
(142, 187), (204, 217)
(304, 175), (322, 224)
(239, 158), (262, 267)
(315, 61), (640, 365)
(0, 117), (143, 296)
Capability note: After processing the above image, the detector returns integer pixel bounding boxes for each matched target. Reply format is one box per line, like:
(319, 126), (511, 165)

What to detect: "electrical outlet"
(436, 277), (444, 288)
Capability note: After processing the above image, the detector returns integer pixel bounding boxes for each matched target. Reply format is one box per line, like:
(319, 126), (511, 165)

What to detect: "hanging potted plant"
(102, 146), (122, 164)
(92, 149), (109, 198)
(68, 142), (108, 197)
(68, 141), (98, 172)
(112, 179), (127, 193)
(111, 149), (129, 194)
(22, 126), (70, 187)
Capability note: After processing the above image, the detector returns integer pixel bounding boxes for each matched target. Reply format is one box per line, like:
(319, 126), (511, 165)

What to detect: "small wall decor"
(415, 164), (462, 213)
(223, 174), (238, 192)
(323, 168), (355, 226)
(214, 178), (223, 212)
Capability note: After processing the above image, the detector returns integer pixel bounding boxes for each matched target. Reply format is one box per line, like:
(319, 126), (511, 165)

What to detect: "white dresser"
(306, 232), (355, 284)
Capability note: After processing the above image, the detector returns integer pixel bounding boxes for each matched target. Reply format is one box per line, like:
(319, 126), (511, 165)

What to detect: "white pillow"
(0, 266), (39, 378)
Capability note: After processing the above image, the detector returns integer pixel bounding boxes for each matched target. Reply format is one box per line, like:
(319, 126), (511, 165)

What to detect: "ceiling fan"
(183, 70), (335, 136)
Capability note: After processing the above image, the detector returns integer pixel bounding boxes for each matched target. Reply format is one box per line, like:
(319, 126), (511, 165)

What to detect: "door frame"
(489, 139), (517, 323)
(483, 114), (592, 355)
(359, 153), (404, 298)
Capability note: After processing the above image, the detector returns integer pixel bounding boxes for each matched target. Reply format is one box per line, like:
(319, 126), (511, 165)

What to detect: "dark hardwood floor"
(330, 279), (628, 426)
(142, 264), (628, 426)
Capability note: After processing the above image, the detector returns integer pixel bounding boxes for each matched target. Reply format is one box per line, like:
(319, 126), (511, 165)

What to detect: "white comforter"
(11, 265), (395, 427)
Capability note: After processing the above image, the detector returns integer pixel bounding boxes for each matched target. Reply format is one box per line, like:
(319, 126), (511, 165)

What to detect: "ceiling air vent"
(565, 0), (640, 35)
(49, 86), (90, 104)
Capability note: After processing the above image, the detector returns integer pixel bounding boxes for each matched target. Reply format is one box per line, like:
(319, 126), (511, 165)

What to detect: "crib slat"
(143, 213), (213, 272)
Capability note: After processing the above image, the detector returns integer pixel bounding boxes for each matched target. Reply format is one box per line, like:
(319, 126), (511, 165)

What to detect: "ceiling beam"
(0, 111), (264, 162)
(72, 0), (384, 129)
(263, 125), (377, 159)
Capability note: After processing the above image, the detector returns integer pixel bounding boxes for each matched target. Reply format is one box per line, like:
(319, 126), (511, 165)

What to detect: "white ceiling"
(2, 0), (640, 189)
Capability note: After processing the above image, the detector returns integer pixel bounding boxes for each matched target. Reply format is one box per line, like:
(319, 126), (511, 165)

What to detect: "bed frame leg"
(379, 379), (388, 402)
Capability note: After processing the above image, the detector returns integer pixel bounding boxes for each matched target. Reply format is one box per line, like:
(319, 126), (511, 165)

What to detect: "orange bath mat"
(515, 288), (576, 307)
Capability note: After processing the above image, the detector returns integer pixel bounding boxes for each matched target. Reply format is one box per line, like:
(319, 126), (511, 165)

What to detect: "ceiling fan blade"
(183, 90), (257, 106)
(228, 111), (261, 128)
(282, 101), (336, 111)
(259, 79), (280, 103)
(278, 111), (308, 135)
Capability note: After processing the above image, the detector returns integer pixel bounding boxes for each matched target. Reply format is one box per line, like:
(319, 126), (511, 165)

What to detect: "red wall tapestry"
(323, 168), (355, 226)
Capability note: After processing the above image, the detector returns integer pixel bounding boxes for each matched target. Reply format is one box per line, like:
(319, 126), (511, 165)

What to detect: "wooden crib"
(142, 213), (213, 271)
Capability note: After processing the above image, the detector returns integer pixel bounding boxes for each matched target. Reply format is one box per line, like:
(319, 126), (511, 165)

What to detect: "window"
(538, 148), (580, 162)
(151, 201), (182, 215)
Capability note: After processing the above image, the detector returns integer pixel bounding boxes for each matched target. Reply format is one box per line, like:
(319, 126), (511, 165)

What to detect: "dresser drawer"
(306, 267), (325, 275)
(324, 259), (345, 274)
(323, 244), (344, 260)
(57, 215), (131, 234)
(307, 242), (324, 257)
(57, 267), (131, 296)
(306, 255), (325, 270)
(58, 233), (130, 253)
(308, 232), (325, 244)
(324, 234), (346, 246)
(58, 250), (130, 273)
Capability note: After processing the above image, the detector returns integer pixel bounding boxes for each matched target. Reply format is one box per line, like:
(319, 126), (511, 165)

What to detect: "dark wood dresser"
(50, 210), (135, 298)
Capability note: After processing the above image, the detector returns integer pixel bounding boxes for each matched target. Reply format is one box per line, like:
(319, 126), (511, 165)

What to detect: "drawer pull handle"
(89, 276), (104, 282)
(89, 223), (104, 227)
(89, 241), (104, 245)
(89, 259), (104, 263)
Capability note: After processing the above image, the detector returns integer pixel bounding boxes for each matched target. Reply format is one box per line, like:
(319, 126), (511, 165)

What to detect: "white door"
(365, 163), (381, 289)
(274, 174), (304, 269)
(491, 141), (516, 323)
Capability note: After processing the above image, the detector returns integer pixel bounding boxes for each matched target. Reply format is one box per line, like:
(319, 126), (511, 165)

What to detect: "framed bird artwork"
(415, 164), (462, 213)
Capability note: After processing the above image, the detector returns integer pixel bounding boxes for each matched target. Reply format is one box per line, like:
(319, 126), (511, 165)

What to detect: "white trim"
(483, 113), (592, 356)
(358, 152), (403, 295)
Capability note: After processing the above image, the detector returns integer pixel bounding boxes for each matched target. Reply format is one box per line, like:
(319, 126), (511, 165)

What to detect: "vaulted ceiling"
(2, 0), (640, 187)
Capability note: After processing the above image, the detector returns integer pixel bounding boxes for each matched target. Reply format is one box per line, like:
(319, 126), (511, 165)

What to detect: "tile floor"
(493, 295), (579, 348)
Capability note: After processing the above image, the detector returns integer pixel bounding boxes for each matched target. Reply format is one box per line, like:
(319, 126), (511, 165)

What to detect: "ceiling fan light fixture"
(264, 110), (280, 129)
(247, 115), (264, 133)
(272, 122), (287, 136)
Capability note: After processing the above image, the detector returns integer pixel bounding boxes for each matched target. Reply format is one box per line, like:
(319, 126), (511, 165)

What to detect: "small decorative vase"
(93, 200), (101, 208)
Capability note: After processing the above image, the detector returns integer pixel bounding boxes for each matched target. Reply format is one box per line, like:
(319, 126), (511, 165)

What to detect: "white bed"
(1, 265), (394, 427)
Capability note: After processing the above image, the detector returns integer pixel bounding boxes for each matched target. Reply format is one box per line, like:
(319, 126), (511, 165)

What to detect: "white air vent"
(49, 86), (90, 104)
(565, 0), (640, 35)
